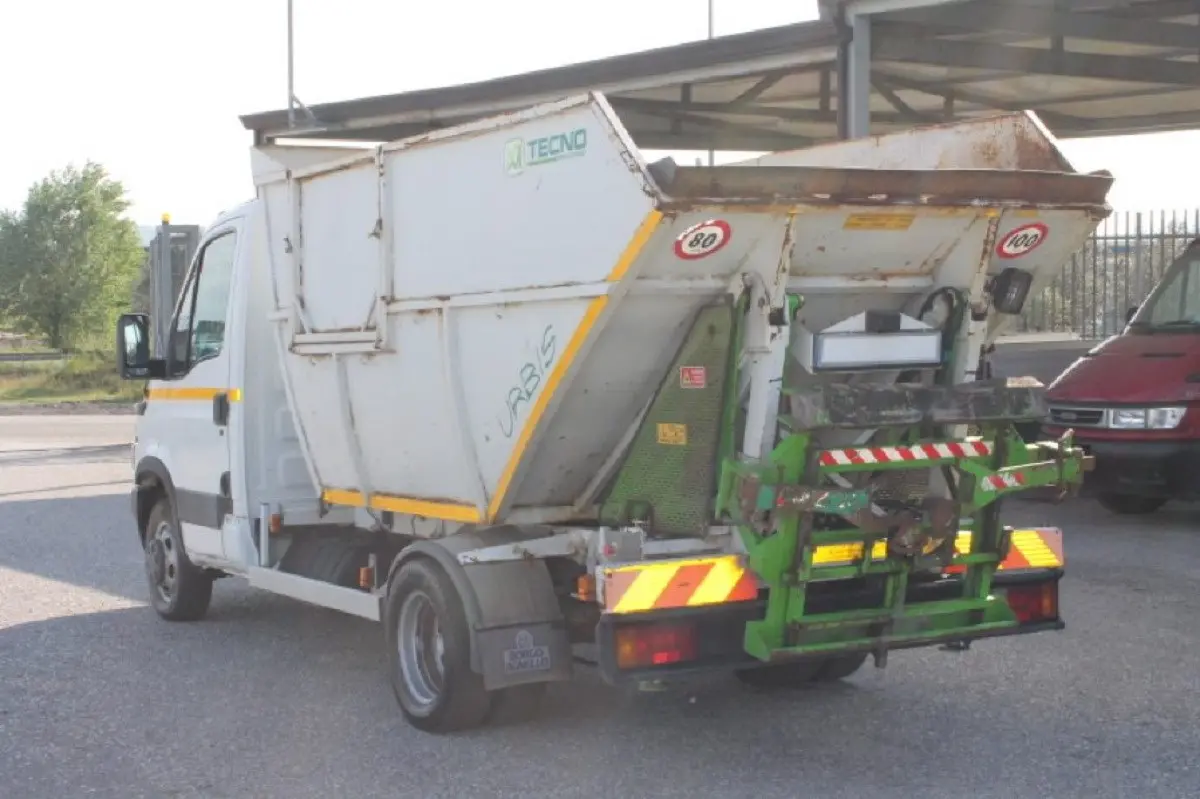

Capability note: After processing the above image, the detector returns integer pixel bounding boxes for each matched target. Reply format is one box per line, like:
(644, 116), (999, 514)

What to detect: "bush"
(0, 354), (143, 403)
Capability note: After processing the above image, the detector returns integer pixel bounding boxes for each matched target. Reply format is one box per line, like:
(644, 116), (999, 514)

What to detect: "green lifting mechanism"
(593, 288), (1092, 667)
(712, 291), (1094, 665)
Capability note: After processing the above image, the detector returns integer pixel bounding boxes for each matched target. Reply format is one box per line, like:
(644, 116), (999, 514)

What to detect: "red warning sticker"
(679, 366), (707, 389)
(996, 222), (1049, 259)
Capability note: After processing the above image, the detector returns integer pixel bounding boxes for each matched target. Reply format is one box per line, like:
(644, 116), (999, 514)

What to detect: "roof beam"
(874, 23), (1200, 84)
(1057, 108), (1200, 137)
(625, 105), (816, 146)
(612, 96), (940, 125)
(732, 72), (788, 104)
(871, 71), (1086, 129)
(884, 0), (1200, 49)
(634, 128), (818, 152)
(870, 75), (942, 122)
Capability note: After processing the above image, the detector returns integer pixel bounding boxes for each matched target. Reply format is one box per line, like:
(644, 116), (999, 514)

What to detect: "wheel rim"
(396, 590), (446, 711)
(146, 520), (179, 604)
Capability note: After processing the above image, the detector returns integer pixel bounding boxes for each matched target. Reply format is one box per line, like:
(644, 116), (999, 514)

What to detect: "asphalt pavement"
(1, 415), (1198, 799)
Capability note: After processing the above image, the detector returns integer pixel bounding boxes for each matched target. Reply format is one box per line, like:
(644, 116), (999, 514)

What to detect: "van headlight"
(1109, 407), (1186, 429)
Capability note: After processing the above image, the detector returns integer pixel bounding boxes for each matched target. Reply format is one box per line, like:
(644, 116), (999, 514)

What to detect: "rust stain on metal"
(658, 166), (1113, 210)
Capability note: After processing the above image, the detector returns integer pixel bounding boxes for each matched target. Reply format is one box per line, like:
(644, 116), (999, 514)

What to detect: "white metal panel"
(453, 298), (599, 498)
(250, 143), (375, 186)
(238, 203), (324, 529)
(296, 165), (381, 332)
(789, 210), (982, 280)
(385, 103), (655, 299)
(277, 356), (360, 493)
(635, 212), (789, 283)
(341, 311), (478, 501)
(511, 292), (703, 506)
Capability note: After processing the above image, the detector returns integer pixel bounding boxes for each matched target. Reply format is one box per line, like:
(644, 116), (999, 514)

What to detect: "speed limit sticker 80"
(996, 222), (1049, 259)
(674, 219), (732, 260)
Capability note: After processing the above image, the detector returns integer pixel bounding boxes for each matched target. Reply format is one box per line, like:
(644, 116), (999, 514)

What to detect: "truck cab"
(1044, 239), (1200, 514)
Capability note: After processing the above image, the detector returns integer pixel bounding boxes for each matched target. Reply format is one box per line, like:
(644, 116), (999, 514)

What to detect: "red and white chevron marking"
(981, 472), (1026, 492)
(819, 440), (993, 467)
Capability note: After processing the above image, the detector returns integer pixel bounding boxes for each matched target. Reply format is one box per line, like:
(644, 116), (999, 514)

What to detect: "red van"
(1043, 238), (1200, 515)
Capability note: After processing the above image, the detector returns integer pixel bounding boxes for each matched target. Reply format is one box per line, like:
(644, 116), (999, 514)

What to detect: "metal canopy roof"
(240, 0), (1200, 151)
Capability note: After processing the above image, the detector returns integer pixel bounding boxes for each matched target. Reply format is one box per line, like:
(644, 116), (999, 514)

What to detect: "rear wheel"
(734, 659), (824, 689)
(384, 557), (491, 734)
(812, 652), (869, 682)
(735, 652), (868, 689)
(1096, 493), (1167, 515)
(143, 498), (213, 622)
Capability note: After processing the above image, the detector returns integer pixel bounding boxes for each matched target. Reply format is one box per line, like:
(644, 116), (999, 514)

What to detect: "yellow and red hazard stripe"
(945, 527), (1064, 572)
(812, 527), (1064, 571)
(602, 555), (759, 615)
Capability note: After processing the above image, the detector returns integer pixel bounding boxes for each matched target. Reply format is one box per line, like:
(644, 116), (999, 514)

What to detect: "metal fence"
(1017, 209), (1200, 338)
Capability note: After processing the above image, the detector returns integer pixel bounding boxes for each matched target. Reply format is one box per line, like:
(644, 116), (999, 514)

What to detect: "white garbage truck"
(116, 92), (1107, 734)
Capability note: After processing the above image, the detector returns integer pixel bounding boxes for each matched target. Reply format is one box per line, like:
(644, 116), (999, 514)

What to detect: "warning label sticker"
(657, 423), (688, 446)
(843, 213), (915, 231)
(679, 366), (707, 389)
(503, 629), (551, 675)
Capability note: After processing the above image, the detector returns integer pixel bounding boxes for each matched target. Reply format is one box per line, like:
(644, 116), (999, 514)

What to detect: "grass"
(0, 355), (144, 404)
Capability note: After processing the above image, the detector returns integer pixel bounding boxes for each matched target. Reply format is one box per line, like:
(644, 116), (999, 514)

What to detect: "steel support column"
(836, 9), (872, 139)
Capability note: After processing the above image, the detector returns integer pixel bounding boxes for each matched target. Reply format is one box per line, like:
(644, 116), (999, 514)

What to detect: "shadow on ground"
(3, 495), (1200, 798)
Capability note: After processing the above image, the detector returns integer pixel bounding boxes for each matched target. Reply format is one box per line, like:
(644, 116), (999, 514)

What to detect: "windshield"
(1129, 245), (1200, 330)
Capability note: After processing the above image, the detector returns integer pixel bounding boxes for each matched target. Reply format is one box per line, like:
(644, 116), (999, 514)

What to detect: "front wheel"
(384, 557), (491, 734)
(1096, 493), (1167, 515)
(143, 498), (214, 621)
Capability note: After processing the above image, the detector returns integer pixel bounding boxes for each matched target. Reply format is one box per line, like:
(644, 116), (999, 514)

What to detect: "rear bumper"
(595, 568), (1063, 685)
(1062, 435), (1200, 499)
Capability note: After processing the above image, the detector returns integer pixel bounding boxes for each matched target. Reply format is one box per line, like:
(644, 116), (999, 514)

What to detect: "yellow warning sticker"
(843, 213), (915, 231)
(657, 423), (688, 446)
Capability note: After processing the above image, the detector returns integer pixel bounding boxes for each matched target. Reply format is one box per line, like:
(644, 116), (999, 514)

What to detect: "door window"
(169, 231), (238, 371)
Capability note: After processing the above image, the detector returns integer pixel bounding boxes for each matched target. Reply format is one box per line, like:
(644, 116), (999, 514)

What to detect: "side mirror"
(990, 267), (1034, 315)
(116, 313), (165, 380)
(1125, 305), (1138, 325)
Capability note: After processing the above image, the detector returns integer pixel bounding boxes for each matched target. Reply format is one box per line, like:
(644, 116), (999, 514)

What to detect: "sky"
(1, 0), (1196, 227)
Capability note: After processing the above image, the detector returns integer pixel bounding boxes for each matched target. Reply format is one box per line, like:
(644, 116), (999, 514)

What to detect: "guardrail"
(0, 352), (66, 363)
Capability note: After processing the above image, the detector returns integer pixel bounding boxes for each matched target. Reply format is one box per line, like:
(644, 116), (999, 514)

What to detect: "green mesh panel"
(598, 302), (734, 536)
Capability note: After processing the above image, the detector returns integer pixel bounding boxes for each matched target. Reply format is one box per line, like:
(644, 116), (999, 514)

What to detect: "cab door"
(152, 225), (240, 562)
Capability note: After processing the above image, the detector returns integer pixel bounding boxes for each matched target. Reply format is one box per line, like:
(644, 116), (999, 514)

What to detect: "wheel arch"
(134, 456), (177, 543)
(385, 525), (573, 690)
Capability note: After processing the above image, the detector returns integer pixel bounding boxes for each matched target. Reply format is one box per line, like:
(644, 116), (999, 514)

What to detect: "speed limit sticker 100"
(996, 222), (1049, 259)
(674, 219), (732, 260)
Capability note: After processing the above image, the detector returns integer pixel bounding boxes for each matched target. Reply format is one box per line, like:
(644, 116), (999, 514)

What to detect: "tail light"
(1003, 580), (1059, 624)
(614, 622), (698, 670)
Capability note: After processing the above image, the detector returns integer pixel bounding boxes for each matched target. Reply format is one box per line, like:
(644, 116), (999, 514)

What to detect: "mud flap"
(391, 528), (575, 691)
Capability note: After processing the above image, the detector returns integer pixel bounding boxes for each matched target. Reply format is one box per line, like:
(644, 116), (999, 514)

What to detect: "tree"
(0, 162), (145, 351)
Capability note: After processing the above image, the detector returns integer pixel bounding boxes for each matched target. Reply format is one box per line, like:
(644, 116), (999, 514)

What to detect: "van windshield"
(1129, 248), (1200, 331)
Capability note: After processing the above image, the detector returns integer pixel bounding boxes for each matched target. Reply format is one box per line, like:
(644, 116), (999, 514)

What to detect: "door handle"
(212, 392), (230, 427)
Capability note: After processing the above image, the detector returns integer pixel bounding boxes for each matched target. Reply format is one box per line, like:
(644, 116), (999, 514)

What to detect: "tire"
(143, 498), (214, 622)
(734, 659), (824, 689)
(486, 682), (548, 726)
(1096, 493), (1167, 515)
(384, 557), (491, 734)
(736, 652), (869, 689)
(812, 652), (869, 682)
